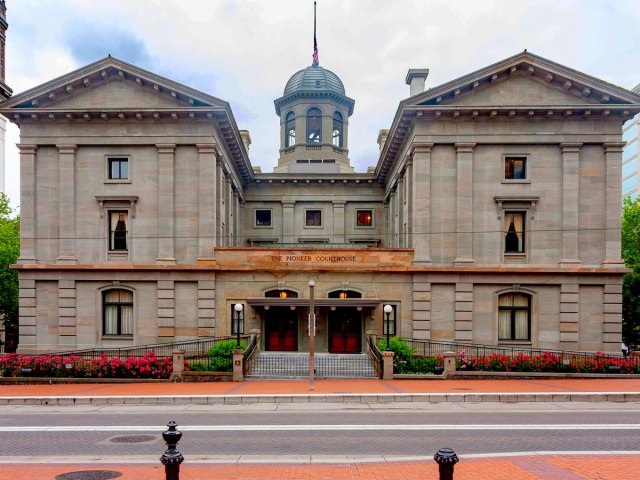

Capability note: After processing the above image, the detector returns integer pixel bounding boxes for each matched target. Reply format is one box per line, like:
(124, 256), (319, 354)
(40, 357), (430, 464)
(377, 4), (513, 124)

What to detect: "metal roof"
(283, 64), (346, 96)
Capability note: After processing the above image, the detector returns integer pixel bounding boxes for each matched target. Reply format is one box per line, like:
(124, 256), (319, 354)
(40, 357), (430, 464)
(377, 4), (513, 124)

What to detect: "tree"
(0, 193), (19, 352)
(622, 196), (640, 350)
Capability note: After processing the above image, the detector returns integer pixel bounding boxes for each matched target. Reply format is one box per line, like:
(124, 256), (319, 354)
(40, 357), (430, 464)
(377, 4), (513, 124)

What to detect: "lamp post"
(308, 280), (316, 391)
(234, 303), (243, 349)
(383, 304), (393, 351)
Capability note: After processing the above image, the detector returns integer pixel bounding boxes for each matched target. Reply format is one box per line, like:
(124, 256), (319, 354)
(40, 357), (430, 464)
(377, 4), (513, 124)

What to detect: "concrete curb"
(2, 391), (640, 406)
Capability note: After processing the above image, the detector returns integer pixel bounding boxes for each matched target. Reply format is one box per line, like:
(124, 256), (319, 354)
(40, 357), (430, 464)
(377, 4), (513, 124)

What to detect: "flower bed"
(457, 351), (640, 374)
(0, 352), (172, 379)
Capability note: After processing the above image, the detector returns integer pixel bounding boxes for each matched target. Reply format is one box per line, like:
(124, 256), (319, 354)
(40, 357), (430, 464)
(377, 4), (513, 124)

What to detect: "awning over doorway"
(246, 298), (382, 308)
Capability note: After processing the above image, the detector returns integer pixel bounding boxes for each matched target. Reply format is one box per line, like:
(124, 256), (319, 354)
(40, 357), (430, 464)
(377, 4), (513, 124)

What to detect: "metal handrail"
(367, 336), (383, 378)
(243, 334), (259, 375)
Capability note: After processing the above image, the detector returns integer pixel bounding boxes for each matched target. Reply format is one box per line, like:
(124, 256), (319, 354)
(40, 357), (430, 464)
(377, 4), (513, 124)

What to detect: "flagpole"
(312, 1), (318, 66)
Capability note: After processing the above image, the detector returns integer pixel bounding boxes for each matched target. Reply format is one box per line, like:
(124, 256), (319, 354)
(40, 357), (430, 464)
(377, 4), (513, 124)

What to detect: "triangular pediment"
(0, 56), (229, 111)
(407, 51), (640, 109)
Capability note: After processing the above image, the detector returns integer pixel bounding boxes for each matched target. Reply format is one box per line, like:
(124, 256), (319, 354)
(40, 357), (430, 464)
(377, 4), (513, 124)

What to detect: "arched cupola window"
(285, 112), (296, 147)
(332, 111), (343, 147)
(306, 107), (322, 143)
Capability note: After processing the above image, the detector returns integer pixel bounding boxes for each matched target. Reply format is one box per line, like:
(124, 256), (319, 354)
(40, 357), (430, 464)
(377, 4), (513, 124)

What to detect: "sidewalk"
(1, 454), (640, 480)
(1, 377), (640, 405)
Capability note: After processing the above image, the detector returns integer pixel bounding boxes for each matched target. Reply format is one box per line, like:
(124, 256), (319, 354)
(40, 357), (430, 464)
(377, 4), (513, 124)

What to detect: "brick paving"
(1, 456), (639, 480)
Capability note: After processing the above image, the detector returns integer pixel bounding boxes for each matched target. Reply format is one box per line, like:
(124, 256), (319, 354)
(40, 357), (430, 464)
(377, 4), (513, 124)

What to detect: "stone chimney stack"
(0, 0), (12, 100)
(405, 68), (429, 97)
(239, 130), (251, 153)
(377, 129), (389, 152)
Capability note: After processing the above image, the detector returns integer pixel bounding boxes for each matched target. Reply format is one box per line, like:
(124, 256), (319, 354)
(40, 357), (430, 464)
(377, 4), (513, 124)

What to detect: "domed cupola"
(274, 64), (355, 173)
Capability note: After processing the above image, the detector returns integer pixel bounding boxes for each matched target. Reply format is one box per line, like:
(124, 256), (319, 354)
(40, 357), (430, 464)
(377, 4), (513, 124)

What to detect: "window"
(285, 112), (296, 147)
(103, 289), (133, 336)
(623, 140), (638, 161)
(265, 289), (298, 298)
(306, 107), (322, 143)
(498, 292), (530, 341)
(504, 212), (525, 253)
(504, 156), (526, 180)
(305, 209), (322, 227)
(108, 157), (129, 180)
(356, 209), (373, 227)
(255, 209), (272, 227)
(382, 304), (397, 336)
(109, 211), (128, 251)
(332, 111), (343, 147)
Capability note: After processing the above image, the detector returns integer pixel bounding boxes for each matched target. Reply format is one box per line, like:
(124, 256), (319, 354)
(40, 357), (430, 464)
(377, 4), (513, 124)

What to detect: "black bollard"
(160, 420), (184, 480)
(434, 447), (459, 480)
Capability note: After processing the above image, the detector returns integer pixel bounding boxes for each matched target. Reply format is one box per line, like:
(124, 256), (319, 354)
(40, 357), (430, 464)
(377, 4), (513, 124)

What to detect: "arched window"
(103, 289), (133, 336)
(265, 289), (299, 298)
(285, 112), (296, 147)
(306, 107), (322, 143)
(328, 290), (362, 299)
(498, 292), (530, 341)
(332, 111), (343, 147)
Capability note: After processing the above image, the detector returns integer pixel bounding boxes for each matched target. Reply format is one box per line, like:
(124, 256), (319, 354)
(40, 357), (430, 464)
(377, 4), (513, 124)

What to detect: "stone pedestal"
(382, 351), (394, 380)
(233, 348), (244, 382)
(171, 349), (185, 382)
(443, 351), (456, 376)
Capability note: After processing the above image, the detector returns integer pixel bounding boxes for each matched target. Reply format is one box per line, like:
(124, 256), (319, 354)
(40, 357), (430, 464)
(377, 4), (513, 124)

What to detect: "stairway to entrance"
(247, 352), (377, 379)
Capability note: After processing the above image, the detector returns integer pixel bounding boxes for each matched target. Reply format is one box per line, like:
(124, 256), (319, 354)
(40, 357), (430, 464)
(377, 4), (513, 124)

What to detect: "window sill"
(503, 253), (527, 264)
(498, 340), (532, 346)
(254, 225), (273, 229)
(105, 179), (131, 184)
(108, 251), (129, 262)
(501, 179), (530, 184)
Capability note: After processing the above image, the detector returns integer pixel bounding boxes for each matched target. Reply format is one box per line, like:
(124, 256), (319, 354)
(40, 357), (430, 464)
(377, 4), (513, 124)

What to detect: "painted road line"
(2, 423), (640, 432)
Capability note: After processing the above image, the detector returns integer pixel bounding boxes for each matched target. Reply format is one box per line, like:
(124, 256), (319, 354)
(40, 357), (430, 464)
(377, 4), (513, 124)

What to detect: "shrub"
(378, 337), (416, 373)
(408, 355), (439, 374)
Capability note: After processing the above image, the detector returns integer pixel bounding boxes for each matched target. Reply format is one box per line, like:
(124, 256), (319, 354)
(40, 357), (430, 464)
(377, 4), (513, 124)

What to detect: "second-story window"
(285, 112), (296, 147)
(255, 209), (272, 227)
(504, 156), (526, 180)
(306, 209), (322, 227)
(504, 211), (525, 253)
(306, 107), (322, 143)
(357, 209), (373, 227)
(109, 211), (128, 251)
(332, 111), (343, 147)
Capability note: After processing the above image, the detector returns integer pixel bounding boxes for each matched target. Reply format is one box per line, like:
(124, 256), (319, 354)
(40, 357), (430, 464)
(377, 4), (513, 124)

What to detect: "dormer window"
(306, 107), (322, 143)
(285, 112), (296, 147)
(332, 111), (343, 147)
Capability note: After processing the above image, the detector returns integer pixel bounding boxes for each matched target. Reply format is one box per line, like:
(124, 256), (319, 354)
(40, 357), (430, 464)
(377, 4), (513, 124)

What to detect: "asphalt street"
(1, 402), (639, 459)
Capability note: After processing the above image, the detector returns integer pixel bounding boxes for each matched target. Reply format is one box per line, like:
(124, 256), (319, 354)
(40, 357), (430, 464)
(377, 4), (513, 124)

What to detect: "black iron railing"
(243, 334), (259, 375)
(367, 336), (383, 378)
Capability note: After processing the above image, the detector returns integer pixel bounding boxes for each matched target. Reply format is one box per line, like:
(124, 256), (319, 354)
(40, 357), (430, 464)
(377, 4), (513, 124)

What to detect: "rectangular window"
(504, 156), (527, 180)
(108, 157), (129, 180)
(504, 212), (525, 253)
(383, 305), (397, 336)
(305, 209), (322, 227)
(623, 140), (638, 162)
(623, 125), (638, 143)
(623, 157), (638, 179)
(255, 209), (272, 227)
(109, 211), (128, 251)
(498, 293), (530, 341)
(104, 290), (133, 336)
(356, 209), (373, 227)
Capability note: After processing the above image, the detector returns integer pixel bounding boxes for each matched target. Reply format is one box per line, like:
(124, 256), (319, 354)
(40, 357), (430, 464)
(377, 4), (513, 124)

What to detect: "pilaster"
(602, 142), (626, 267)
(397, 176), (405, 247)
(18, 278), (36, 350)
(198, 279), (216, 337)
(602, 282), (623, 352)
(454, 282), (473, 342)
(454, 143), (475, 264)
(58, 279), (76, 344)
(411, 143), (433, 264)
(559, 283), (579, 349)
(156, 144), (176, 264)
(412, 275), (431, 339)
(56, 145), (78, 264)
(17, 145), (38, 263)
(157, 280), (175, 338)
(197, 144), (217, 257)
(559, 143), (582, 265)
(332, 200), (346, 243)
(226, 178), (233, 246)
(282, 201), (295, 243)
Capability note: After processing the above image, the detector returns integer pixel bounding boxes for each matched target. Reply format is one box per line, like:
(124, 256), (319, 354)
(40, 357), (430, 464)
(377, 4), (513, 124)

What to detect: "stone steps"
(247, 352), (377, 379)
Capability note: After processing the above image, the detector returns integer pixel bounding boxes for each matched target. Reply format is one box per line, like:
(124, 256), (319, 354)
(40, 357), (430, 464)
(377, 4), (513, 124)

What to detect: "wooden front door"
(265, 307), (298, 351)
(329, 308), (361, 353)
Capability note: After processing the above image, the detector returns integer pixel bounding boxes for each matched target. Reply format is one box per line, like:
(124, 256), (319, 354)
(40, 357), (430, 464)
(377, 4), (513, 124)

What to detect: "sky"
(2, 0), (640, 212)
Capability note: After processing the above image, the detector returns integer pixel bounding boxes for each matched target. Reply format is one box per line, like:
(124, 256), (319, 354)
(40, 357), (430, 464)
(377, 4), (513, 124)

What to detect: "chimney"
(239, 130), (251, 153)
(405, 68), (429, 97)
(377, 129), (389, 152)
(0, 0), (11, 100)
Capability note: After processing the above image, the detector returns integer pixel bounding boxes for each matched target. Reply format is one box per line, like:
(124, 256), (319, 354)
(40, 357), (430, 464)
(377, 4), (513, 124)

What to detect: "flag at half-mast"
(312, 1), (319, 65)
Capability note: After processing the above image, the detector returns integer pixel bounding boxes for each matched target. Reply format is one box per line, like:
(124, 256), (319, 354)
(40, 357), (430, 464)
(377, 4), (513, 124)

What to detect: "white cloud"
(3, 0), (639, 206)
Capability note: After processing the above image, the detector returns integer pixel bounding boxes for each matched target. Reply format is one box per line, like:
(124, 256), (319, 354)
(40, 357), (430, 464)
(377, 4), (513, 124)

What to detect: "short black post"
(434, 447), (458, 480)
(160, 420), (184, 480)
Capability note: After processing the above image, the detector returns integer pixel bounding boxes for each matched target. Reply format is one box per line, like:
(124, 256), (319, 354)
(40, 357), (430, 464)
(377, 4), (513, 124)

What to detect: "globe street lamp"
(308, 280), (316, 391)
(383, 304), (393, 351)
(234, 303), (244, 349)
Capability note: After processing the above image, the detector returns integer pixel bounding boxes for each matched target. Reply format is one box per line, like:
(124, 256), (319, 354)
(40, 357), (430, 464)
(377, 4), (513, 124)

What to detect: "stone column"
(216, 160), (224, 248)
(559, 143), (582, 265)
(56, 145), (78, 264)
(226, 178), (233, 246)
(383, 201), (390, 248)
(602, 142), (626, 267)
(17, 145), (38, 263)
(454, 143), (475, 264)
(332, 200), (346, 243)
(397, 177), (405, 247)
(233, 192), (241, 247)
(389, 190), (398, 248)
(411, 144), (433, 264)
(157, 144), (176, 264)
(404, 165), (412, 248)
(197, 144), (217, 257)
(282, 201), (295, 243)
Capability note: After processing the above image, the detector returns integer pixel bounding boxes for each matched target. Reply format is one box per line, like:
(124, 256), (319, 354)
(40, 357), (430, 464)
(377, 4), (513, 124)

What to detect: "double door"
(329, 307), (361, 353)
(265, 307), (298, 351)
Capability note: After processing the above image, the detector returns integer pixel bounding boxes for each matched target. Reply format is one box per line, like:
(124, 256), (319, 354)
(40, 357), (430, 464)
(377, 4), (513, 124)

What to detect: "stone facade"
(2, 52), (640, 354)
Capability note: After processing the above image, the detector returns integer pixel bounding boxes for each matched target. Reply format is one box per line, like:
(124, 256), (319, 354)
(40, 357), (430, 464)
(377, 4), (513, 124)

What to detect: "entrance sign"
(272, 254), (357, 263)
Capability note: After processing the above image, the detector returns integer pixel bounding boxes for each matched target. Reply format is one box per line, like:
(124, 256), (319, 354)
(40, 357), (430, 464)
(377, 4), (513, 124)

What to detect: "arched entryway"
(328, 290), (362, 353)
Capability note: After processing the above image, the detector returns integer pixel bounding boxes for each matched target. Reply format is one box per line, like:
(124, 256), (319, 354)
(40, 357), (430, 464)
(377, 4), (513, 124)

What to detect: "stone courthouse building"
(2, 20), (640, 353)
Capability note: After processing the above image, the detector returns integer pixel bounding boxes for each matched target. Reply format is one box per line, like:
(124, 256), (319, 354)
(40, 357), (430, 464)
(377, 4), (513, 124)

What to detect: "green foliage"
(378, 337), (415, 373)
(622, 197), (640, 349)
(199, 339), (247, 372)
(0, 193), (19, 350)
(409, 355), (440, 374)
